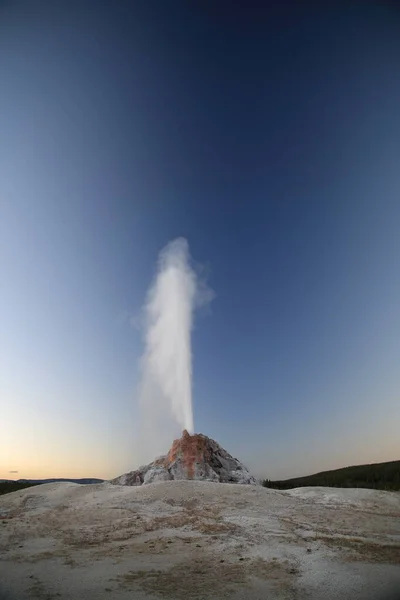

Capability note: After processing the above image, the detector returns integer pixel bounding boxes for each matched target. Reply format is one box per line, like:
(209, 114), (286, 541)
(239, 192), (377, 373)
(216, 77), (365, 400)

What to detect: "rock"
(143, 466), (172, 484)
(110, 431), (259, 486)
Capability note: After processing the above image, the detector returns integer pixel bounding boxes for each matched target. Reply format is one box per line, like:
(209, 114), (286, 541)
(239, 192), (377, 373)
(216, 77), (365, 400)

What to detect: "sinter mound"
(111, 430), (258, 486)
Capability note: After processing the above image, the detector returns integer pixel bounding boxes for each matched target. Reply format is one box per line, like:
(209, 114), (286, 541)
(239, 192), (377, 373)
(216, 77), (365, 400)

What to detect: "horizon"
(3, 455), (399, 484)
(1, 2), (400, 482)
(1, 431), (399, 483)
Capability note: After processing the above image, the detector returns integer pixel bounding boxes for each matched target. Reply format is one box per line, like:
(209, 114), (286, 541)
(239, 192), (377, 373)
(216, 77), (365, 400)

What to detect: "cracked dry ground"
(0, 481), (400, 600)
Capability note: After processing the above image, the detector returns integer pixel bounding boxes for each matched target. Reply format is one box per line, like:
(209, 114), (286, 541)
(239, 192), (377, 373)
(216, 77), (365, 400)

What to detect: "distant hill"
(0, 478), (104, 496)
(0, 481), (38, 496)
(263, 460), (400, 491)
(17, 478), (104, 485)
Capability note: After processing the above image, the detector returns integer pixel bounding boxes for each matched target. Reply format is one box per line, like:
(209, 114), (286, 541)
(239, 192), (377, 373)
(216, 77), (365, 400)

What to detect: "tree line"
(0, 481), (41, 496)
(263, 460), (400, 491)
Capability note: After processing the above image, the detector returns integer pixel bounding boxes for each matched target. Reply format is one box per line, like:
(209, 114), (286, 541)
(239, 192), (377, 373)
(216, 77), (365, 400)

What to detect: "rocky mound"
(111, 430), (258, 486)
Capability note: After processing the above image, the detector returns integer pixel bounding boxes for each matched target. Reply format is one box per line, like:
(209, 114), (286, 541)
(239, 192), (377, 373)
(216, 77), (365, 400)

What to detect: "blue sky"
(1, 2), (400, 480)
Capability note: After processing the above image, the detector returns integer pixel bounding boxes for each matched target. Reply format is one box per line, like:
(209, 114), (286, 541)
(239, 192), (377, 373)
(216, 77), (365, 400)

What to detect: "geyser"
(135, 238), (213, 463)
(112, 430), (259, 486)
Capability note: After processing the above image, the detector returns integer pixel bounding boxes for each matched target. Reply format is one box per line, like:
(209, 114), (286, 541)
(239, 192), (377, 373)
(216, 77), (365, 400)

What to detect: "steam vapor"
(134, 238), (213, 464)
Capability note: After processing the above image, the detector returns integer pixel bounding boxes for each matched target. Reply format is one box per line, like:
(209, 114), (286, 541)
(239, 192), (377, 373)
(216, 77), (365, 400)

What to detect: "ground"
(0, 481), (399, 599)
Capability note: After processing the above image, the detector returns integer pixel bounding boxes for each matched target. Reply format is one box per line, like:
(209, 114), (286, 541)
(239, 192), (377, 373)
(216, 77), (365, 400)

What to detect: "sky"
(1, 1), (400, 481)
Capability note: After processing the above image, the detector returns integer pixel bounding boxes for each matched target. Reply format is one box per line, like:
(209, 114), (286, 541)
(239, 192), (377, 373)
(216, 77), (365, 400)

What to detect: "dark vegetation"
(0, 481), (43, 496)
(0, 478), (103, 496)
(263, 460), (400, 491)
(18, 478), (104, 485)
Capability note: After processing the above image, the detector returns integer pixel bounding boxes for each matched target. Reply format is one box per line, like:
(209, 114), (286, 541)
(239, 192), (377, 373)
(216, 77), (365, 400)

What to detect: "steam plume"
(134, 238), (213, 463)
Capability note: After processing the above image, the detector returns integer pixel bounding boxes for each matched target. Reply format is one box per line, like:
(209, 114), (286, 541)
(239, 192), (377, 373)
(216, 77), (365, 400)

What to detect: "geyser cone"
(111, 431), (259, 486)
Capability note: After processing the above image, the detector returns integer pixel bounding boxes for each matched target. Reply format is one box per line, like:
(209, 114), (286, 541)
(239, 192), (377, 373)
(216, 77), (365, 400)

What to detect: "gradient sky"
(1, 2), (400, 481)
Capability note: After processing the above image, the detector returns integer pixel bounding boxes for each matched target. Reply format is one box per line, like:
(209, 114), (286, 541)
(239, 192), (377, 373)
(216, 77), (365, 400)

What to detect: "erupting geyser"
(135, 238), (214, 463)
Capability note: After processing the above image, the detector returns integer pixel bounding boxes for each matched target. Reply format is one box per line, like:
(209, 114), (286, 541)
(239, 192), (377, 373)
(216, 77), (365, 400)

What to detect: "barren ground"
(0, 481), (399, 599)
